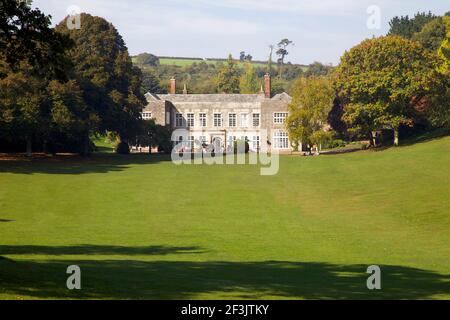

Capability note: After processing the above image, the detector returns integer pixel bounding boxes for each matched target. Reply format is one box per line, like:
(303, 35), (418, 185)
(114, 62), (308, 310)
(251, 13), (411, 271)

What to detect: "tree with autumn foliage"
(335, 36), (448, 146)
(286, 76), (335, 151)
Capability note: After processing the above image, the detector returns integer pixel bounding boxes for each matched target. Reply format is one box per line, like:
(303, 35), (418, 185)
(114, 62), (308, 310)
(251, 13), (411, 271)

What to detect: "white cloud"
(34, 0), (260, 35)
(192, 0), (370, 14)
(33, 0), (449, 64)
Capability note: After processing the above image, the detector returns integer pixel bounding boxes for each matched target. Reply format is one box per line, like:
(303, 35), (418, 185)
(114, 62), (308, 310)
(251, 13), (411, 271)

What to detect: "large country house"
(142, 74), (293, 152)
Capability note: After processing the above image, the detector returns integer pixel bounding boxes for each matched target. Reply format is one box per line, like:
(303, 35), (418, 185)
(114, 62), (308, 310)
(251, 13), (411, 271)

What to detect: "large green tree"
(216, 54), (240, 93)
(0, 0), (72, 79)
(0, 0), (81, 155)
(0, 63), (44, 155)
(335, 36), (448, 146)
(56, 13), (146, 148)
(286, 76), (334, 151)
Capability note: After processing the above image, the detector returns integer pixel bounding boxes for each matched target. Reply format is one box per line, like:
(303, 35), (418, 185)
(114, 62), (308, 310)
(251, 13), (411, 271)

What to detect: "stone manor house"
(142, 74), (293, 152)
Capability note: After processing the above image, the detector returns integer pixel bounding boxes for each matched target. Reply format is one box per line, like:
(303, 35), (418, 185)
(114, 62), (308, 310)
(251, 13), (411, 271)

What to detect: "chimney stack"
(264, 73), (271, 98)
(170, 77), (176, 94)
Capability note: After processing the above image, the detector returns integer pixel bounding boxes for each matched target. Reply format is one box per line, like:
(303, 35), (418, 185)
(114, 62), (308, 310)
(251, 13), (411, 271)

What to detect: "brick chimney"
(170, 77), (176, 94)
(264, 73), (271, 98)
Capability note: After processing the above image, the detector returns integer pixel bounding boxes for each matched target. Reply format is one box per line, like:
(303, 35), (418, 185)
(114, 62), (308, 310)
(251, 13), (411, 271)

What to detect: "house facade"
(142, 74), (293, 152)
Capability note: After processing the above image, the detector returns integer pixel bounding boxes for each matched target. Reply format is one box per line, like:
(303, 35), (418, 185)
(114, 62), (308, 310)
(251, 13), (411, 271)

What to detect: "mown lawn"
(0, 136), (449, 299)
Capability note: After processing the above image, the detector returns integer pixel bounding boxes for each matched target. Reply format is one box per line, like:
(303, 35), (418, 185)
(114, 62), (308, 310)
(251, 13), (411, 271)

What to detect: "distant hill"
(131, 53), (318, 94)
(132, 54), (308, 70)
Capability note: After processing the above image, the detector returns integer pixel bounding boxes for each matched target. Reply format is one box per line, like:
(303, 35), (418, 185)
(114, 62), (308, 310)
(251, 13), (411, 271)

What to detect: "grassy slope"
(158, 57), (296, 69)
(0, 137), (449, 299)
(159, 58), (220, 67)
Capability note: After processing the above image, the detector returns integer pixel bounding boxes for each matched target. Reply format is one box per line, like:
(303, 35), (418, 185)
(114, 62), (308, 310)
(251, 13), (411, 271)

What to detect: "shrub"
(325, 139), (346, 149)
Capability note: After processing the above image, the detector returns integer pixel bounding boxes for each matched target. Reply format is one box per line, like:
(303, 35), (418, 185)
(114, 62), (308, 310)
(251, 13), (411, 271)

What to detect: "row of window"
(174, 131), (290, 150)
(142, 112), (152, 120)
(174, 112), (288, 128)
(142, 111), (289, 127)
(176, 135), (261, 150)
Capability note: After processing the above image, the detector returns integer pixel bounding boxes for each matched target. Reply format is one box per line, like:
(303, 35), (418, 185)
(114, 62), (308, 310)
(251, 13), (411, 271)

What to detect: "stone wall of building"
(142, 92), (293, 152)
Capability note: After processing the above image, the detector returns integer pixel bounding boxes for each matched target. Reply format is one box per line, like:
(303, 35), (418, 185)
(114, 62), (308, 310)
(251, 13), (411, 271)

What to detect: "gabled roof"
(145, 93), (292, 103)
(144, 92), (161, 101)
(271, 92), (292, 103)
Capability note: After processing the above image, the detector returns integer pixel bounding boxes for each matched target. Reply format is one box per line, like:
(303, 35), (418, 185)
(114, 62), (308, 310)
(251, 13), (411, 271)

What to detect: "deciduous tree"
(239, 61), (259, 94)
(286, 76), (334, 151)
(56, 13), (146, 149)
(412, 17), (447, 52)
(216, 54), (240, 93)
(335, 36), (447, 146)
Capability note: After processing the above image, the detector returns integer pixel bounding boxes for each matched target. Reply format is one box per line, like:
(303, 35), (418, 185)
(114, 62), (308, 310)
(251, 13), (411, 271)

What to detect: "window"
(213, 113), (222, 127)
(175, 113), (184, 127)
(187, 113), (194, 127)
(199, 136), (207, 146)
(165, 112), (171, 125)
(188, 136), (194, 150)
(240, 114), (248, 127)
(252, 136), (260, 151)
(252, 113), (260, 127)
(141, 112), (152, 120)
(199, 113), (207, 127)
(273, 131), (289, 149)
(273, 112), (288, 124)
(228, 113), (236, 127)
(228, 135), (236, 147)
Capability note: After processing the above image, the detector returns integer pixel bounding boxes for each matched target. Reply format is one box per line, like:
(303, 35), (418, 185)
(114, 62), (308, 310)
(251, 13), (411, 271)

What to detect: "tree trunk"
(299, 141), (303, 153)
(394, 128), (399, 146)
(26, 135), (32, 157)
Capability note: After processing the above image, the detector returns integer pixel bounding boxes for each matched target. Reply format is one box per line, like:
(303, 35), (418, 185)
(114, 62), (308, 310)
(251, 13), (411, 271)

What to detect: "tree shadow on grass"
(0, 244), (204, 256)
(400, 127), (450, 147)
(0, 219), (14, 223)
(0, 153), (173, 175)
(371, 127), (450, 152)
(0, 257), (448, 300)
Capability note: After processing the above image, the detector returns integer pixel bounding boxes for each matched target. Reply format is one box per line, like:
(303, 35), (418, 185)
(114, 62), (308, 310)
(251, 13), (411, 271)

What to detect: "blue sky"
(33, 0), (448, 65)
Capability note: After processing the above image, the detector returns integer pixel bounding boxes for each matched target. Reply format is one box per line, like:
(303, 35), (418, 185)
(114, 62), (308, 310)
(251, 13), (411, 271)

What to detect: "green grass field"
(158, 57), (283, 69)
(0, 136), (449, 299)
(159, 58), (220, 67)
